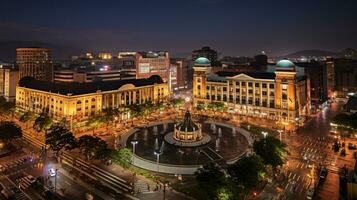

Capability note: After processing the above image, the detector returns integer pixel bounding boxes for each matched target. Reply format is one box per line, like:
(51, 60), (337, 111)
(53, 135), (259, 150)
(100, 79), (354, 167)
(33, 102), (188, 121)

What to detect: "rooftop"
(194, 57), (211, 65)
(276, 59), (295, 68)
(215, 71), (276, 79)
(18, 75), (164, 95)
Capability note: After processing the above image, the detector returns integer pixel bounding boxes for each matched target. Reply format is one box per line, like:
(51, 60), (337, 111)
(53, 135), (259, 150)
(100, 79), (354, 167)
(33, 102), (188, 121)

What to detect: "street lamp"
(261, 131), (268, 139)
(154, 150), (162, 172)
(131, 140), (138, 164)
(277, 130), (283, 141)
(54, 168), (59, 192)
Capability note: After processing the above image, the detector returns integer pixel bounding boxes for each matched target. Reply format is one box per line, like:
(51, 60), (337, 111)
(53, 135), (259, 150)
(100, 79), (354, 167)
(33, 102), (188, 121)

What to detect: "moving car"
(49, 169), (56, 177)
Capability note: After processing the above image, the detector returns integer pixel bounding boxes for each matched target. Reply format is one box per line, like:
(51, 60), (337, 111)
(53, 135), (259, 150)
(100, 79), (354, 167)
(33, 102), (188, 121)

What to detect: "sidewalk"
(98, 161), (192, 200)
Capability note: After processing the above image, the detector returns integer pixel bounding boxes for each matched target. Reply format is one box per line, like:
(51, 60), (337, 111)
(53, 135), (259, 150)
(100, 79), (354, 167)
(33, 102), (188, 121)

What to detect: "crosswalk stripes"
(19, 176), (33, 190)
(14, 192), (28, 200)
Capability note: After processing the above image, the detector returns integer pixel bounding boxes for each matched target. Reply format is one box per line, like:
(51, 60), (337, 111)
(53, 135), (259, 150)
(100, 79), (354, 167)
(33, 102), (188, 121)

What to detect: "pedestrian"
(147, 184), (150, 191)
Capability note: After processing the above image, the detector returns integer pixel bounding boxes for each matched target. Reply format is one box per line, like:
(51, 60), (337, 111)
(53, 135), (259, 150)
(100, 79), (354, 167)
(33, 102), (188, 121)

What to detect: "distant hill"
(279, 49), (342, 59)
(0, 41), (83, 62)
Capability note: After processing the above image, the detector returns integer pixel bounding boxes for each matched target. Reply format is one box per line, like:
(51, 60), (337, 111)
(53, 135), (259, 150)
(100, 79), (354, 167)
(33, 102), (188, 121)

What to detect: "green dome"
(276, 59), (295, 68)
(195, 57), (211, 65)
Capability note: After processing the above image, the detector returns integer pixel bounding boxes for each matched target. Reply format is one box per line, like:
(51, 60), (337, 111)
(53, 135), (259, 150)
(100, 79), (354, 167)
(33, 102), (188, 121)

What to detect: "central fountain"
(124, 110), (251, 174)
(164, 111), (211, 147)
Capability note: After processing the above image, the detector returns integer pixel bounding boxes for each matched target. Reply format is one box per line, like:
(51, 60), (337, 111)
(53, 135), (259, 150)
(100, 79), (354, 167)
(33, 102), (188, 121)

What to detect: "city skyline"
(0, 0), (356, 57)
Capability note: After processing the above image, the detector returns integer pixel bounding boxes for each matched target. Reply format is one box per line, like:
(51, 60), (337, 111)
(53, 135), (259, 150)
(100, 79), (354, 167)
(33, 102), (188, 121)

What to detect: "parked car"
(348, 143), (357, 150)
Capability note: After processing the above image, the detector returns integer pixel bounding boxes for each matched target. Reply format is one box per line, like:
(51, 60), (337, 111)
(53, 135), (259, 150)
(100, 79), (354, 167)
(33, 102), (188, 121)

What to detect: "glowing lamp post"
(261, 131), (268, 139)
(277, 130), (283, 141)
(154, 150), (162, 172)
(131, 140), (138, 165)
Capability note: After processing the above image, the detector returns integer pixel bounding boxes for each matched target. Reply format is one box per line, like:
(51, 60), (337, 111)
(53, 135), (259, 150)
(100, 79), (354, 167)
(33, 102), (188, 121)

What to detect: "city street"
(259, 101), (356, 200)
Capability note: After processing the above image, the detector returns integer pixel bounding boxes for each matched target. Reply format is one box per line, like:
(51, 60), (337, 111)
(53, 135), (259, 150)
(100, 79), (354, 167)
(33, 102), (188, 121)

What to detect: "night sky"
(0, 0), (356, 56)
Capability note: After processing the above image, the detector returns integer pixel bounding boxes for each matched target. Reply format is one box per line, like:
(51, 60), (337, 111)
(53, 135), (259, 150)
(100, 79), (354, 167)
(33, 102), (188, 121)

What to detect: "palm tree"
(19, 111), (35, 129)
(33, 113), (53, 133)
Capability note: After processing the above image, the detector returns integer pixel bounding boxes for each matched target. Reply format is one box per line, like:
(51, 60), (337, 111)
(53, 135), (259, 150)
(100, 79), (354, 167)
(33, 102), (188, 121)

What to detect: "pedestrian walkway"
(135, 180), (152, 194)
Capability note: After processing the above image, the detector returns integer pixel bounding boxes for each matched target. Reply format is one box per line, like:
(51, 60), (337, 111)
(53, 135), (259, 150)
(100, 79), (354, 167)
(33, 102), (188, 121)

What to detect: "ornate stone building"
(16, 75), (168, 121)
(193, 57), (310, 128)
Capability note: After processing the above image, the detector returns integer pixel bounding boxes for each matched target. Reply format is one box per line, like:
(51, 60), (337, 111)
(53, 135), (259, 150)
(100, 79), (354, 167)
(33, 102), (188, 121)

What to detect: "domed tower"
(193, 57), (211, 102)
(274, 59), (298, 125)
(174, 111), (202, 142)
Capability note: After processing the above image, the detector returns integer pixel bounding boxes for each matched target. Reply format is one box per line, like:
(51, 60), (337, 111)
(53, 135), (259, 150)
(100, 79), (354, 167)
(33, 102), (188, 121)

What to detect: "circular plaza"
(122, 112), (253, 174)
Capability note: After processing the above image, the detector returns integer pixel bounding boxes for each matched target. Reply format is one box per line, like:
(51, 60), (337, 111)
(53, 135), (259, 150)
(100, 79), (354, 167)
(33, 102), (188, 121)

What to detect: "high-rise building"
(54, 69), (135, 83)
(135, 51), (170, 82)
(170, 58), (188, 91)
(16, 47), (53, 82)
(297, 62), (328, 104)
(193, 57), (310, 129)
(0, 64), (19, 101)
(329, 58), (357, 97)
(192, 47), (218, 65)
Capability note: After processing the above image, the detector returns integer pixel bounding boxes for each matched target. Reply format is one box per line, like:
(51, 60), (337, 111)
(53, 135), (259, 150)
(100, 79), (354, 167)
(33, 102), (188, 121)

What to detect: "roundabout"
(123, 112), (253, 174)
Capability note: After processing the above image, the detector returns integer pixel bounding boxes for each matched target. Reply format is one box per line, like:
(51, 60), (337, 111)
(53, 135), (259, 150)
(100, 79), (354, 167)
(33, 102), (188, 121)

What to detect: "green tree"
(33, 113), (53, 132)
(207, 102), (226, 115)
(111, 148), (132, 169)
(228, 155), (265, 191)
(86, 115), (104, 134)
(78, 135), (111, 161)
(19, 111), (35, 129)
(0, 121), (22, 144)
(253, 136), (288, 170)
(102, 108), (116, 128)
(195, 162), (226, 199)
(196, 102), (206, 111)
(169, 98), (185, 108)
(19, 111), (34, 123)
(45, 123), (77, 156)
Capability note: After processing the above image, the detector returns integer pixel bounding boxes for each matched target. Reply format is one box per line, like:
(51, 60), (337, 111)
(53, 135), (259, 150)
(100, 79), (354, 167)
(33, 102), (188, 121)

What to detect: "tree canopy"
(253, 136), (288, 170)
(207, 102), (226, 112)
(169, 98), (185, 108)
(228, 155), (265, 191)
(19, 111), (34, 123)
(0, 121), (22, 142)
(33, 113), (53, 132)
(195, 162), (226, 199)
(78, 135), (111, 161)
(45, 123), (77, 154)
(111, 148), (132, 169)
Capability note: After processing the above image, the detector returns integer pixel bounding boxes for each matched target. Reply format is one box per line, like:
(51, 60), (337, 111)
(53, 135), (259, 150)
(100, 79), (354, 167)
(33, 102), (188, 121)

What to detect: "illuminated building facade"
(193, 57), (310, 128)
(54, 69), (135, 83)
(16, 47), (53, 82)
(16, 75), (169, 120)
(0, 64), (20, 101)
(135, 51), (170, 82)
(170, 58), (188, 92)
